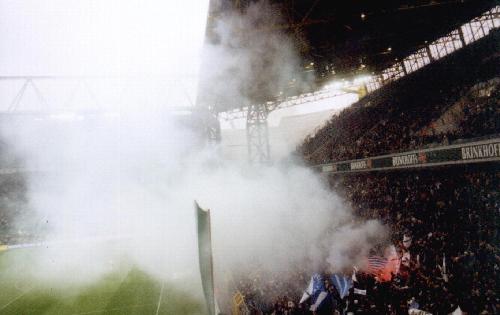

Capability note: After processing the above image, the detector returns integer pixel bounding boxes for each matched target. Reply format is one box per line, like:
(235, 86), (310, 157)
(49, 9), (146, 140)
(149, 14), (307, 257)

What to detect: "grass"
(0, 248), (205, 315)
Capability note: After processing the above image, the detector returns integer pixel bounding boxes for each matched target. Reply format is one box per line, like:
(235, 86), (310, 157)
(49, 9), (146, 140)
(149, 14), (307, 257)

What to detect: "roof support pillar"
(246, 104), (271, 164)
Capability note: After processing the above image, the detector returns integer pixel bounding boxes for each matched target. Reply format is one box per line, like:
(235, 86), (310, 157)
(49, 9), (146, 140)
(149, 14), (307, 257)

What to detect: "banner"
(317, 137), (500, 174)
(195, 201), (218, 315)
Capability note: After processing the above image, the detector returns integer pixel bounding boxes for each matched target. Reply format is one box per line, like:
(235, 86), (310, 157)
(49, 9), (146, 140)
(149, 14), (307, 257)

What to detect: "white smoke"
(198, 0), (314, 111)
(0, 0), (387, 310)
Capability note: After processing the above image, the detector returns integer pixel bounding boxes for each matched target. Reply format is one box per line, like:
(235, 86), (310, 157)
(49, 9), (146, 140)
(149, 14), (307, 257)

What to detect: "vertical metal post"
(425, 45), (435, 62)
(246, 104), (271, 164)
(458, 27), (467, 47)
(197, 105), (221, 146)
(400, 61), (408, 76)
(206, 110), (221, 146)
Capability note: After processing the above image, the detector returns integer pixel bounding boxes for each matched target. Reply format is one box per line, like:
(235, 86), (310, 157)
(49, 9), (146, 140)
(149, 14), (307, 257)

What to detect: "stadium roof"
(211, 0), (497, 78)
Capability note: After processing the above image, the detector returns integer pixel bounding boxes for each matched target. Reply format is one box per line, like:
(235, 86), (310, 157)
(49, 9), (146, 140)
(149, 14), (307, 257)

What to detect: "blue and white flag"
(309, 291), (329, 311)
(330, 274), (353, 299)
(299, 276), (314, 304)
(299, 273), (324, 304)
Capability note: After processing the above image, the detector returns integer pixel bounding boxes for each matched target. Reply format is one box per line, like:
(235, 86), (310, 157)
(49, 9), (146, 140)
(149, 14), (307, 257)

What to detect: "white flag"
(299, 276), (314, 304)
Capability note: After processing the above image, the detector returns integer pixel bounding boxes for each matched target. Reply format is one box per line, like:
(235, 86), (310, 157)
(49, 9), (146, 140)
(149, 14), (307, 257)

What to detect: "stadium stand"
(299, 30), (500, 165)
(0, 173), (31, 245)
(232, 26), (499, 315)
(335, 164), (499, 314)
(233, 163), (499, 315)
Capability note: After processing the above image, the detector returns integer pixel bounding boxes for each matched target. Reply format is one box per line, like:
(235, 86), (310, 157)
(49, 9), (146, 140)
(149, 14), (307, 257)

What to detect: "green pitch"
(0, 249), (205, 315)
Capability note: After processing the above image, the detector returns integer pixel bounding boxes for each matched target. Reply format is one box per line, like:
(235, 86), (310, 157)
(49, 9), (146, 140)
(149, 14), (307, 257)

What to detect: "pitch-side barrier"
(315, 136), (500, 174)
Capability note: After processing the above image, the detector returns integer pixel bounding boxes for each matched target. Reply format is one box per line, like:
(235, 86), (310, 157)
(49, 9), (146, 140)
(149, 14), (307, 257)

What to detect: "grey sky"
(0, 0), (208, 76)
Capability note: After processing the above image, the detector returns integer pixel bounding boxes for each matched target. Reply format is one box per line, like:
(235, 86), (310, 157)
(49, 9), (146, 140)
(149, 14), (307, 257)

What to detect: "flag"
(300, 273), (324, 304)
(299, 274), (332, 311)
(330, 274), (353, 299)
(366, 254), (398, 282)
(195, 201), (219, 315)
(310, 274), (326, 302)
(366, 255), (388, 276)
(308, 274), (338, 312)
(309, 291), (329, 312)
(299, 275), (314, 303)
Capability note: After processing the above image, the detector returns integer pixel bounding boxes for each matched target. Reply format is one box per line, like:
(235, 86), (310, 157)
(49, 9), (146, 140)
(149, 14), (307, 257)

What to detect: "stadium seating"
(299, 30), (500, 165)
(234, 163), (498, 315)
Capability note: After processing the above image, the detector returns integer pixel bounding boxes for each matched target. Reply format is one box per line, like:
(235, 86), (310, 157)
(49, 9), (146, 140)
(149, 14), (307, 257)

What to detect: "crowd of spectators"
(335, 164), (499, 314)
(343, 78), (499, 159)
(0, 173), (32, 245)
(454, 80), (500, 140)
(234, 266), (308, 314)
(299, 31), (500, 165)
(233, 32), (499, 315)
(234, 164), (499, 315)
(300, 75), (499, 165)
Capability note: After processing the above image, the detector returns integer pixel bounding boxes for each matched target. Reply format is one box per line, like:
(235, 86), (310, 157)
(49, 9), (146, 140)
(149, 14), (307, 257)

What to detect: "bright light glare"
(353, 75), (372, 85)
(323, 75), (372, 91)
(322, 81), (346, 90)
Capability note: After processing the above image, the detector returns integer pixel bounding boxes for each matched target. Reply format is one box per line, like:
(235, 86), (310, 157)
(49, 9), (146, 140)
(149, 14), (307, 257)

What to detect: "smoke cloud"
(0, 0), (387, 310)
(198, 0), (314, 111)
